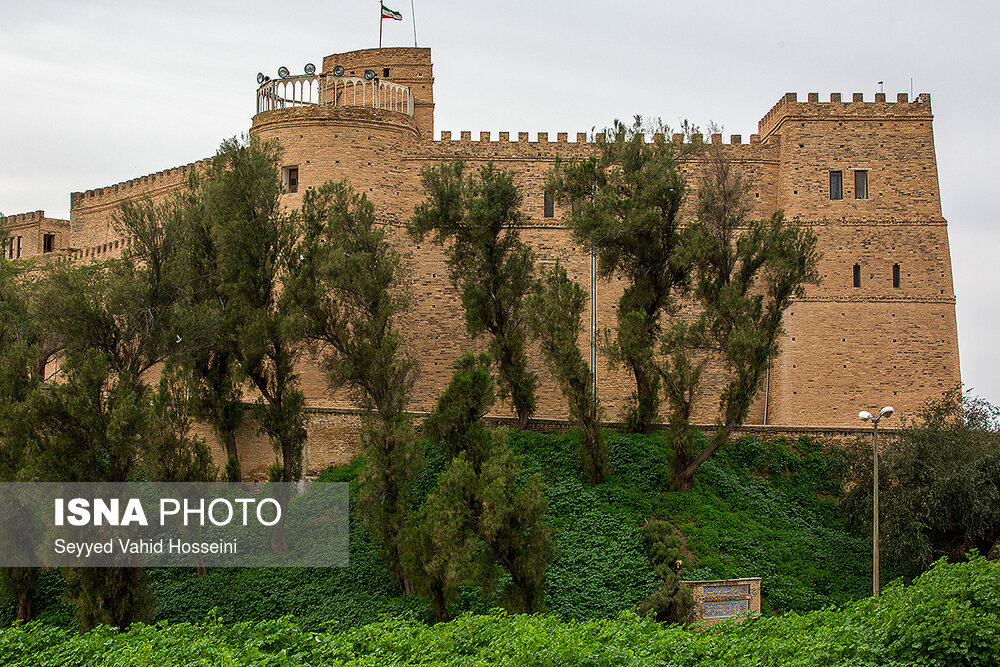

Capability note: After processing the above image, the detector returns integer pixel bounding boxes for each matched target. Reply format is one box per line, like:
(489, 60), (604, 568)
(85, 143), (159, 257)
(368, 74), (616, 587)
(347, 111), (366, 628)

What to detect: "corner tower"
(249, 47), (431, 221)
(758, 92), (960, 426)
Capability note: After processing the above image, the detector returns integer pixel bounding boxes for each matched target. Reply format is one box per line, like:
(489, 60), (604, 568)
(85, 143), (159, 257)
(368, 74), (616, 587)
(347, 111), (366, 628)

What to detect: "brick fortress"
(2, 47), (961, 476)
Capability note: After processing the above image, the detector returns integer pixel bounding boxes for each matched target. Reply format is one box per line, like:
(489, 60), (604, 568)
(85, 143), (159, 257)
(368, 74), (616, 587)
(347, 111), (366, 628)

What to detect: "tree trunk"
(674, 422), (738, 491)
(516, 406), (530, 431)
(431, 583), (450, 622)
(15, 588), (31, 624)
(223, 430), (241, 482)
(629, 357), (657, 435)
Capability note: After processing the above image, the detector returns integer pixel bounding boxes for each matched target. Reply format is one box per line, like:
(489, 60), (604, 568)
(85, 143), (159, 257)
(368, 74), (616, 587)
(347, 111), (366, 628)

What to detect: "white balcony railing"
(256, 74), (414, 117)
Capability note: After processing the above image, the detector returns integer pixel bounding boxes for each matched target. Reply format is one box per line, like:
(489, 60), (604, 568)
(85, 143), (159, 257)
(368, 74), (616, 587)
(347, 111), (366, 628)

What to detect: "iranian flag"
(381, 3), (402, 20)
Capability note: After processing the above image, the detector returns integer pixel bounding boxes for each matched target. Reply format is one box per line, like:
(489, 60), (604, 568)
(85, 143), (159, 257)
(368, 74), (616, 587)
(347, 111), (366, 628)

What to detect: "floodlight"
(278, 66), (290, 79)
(858, 411), (873, 421)
(880, 406), (894, 419)
(304, 63), (316, 75)
(333, 65), (345, 76)
(257, 72), (265, 85)
(364, 69), (376, 80)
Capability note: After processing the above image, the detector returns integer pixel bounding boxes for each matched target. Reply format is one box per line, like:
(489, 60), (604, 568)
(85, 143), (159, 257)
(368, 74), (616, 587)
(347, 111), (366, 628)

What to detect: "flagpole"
(411, 0), (417, 47)
(379, 2), (383, 48)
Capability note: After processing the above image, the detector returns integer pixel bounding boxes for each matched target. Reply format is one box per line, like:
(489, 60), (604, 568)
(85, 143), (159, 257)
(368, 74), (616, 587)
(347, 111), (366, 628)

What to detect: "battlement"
(1, 210), (46, 227)
(70, 159), (212, 209)
(758, 91), (933, 140)
(431, 130), (763, 147)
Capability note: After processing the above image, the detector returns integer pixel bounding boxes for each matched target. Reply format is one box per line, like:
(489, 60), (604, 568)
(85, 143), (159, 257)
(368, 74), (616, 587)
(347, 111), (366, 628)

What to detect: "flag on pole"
(381, 3), (403, 20)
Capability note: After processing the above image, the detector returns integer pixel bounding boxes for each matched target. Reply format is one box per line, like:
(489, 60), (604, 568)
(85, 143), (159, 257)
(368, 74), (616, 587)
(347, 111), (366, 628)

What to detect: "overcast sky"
(2, 0), (997, 407)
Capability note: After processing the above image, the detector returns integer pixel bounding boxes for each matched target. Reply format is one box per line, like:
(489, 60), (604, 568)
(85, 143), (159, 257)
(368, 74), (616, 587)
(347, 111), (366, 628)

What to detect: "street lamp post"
(858, 405), (893, 597)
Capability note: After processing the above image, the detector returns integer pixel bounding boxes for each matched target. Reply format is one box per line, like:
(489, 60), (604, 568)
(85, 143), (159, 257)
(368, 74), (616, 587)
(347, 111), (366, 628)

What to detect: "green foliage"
(3, 557), (998, 666)
(401, 475), (477, 622)
(145, 363), (217, 482)
(411, 355), (552, 617)
(410, 160), (537, 429)
(292, 179), (414, 421)
(548, 117), (690, 433)
(62, 567), (154, 633)
(357, 416), (422, 589)
(291, 178), (421, 589)
(674, 147), (820, 489)
(0, 244), (44, 622)
(422, 353), (495, 464)
(83, 432), (862, 630)
(843, 388), (1000, 578)
(526, 262), (608, 483)
(636, 519), (695, 624)
(190, 136), (307, 485)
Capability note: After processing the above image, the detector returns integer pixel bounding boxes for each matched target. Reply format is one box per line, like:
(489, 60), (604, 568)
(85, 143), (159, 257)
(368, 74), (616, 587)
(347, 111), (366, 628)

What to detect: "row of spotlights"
(256, 63), (317, 85)
(332, 66), (377, 80)
(257, 65), (378, 84)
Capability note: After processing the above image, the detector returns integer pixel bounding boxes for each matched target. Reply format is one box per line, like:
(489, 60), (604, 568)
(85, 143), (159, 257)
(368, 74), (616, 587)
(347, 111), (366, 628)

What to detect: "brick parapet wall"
(69, 158), (211, 253)
(758, 91), (933, 141)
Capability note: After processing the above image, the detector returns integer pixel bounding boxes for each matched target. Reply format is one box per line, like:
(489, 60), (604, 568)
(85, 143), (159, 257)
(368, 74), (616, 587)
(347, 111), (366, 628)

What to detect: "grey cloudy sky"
(2, 0), (998, 407)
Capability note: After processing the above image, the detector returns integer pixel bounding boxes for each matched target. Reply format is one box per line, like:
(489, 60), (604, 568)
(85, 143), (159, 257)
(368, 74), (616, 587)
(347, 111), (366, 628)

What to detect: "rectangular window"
(43, 234), (55, 253)
(282, 166), (299, 194)
(854, 170), (868, 199)
(383, 68), (390, 78)
(16, 236), (22, 259)
(893, 263), (900, 288)
(543, 191), (554, 218)
(853, 263), (861, 288)
(830, 170), (843, 200)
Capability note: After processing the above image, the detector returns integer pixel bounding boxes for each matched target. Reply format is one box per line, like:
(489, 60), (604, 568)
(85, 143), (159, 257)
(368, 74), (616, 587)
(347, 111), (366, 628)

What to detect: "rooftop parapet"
(757, 91), (933, 140)
(70, 159), (212, 208)
(1, 210), (46, 227)
(432, 130), (764, 146)
(255, 73), (414, 117)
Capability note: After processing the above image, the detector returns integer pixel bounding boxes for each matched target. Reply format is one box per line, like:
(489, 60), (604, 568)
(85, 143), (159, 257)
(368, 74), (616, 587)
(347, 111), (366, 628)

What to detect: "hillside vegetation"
(4, 430), (869, 630)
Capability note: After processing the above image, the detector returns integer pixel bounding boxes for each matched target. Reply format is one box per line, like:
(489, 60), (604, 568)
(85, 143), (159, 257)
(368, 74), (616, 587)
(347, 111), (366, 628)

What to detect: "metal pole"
(873, 419), (880, 597)
(379, 3), (383, 49)
(410, 0), (418, 46)
(591, 242), (597, 405)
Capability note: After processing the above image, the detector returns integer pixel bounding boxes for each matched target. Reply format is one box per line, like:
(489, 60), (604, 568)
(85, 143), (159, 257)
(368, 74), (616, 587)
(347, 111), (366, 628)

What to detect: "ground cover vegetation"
(4, 429), (870, 629)
(1, 555), (997, 666)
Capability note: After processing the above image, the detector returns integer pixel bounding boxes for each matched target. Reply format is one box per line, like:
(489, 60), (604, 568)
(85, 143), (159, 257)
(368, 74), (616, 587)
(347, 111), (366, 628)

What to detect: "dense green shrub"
(1, 557), (997, 666)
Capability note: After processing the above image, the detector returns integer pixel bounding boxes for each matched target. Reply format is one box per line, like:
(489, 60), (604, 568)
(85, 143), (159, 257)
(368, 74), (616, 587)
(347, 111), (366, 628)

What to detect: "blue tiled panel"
(703, 599), (748, 618)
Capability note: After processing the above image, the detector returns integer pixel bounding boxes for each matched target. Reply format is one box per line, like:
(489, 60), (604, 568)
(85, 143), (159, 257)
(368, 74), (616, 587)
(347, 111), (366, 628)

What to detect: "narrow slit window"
(16, 236), (22, 259)
(893, 263), (900, 288)
(854, 170), (868, 199)
(282, 166), (299, 194)
(853, 263), (861, 288)
(43, 234), (55, 253)
(543, 190), (554, 218)
(830, 170), (843, 200)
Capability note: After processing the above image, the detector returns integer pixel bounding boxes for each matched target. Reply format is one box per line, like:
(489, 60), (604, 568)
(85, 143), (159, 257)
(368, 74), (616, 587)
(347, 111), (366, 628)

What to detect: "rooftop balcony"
(255, 74), (414, 117)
